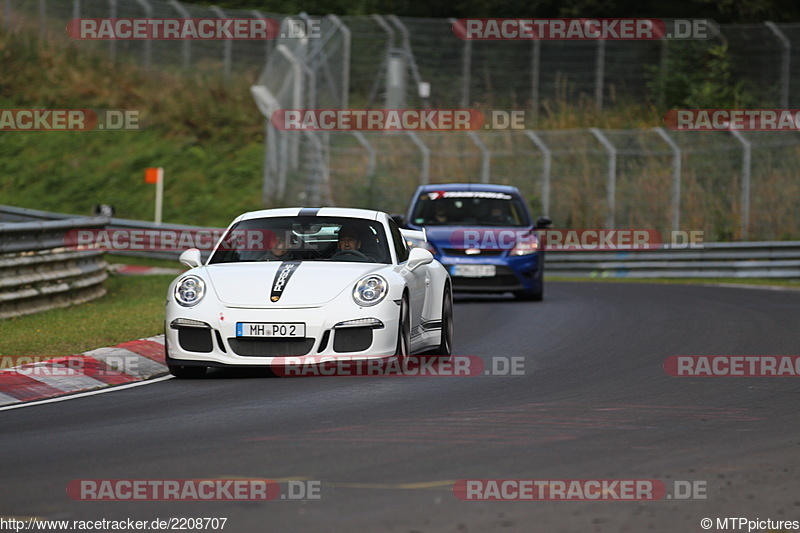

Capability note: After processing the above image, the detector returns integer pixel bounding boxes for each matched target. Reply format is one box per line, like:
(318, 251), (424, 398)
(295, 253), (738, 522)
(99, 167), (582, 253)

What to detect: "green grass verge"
(0, 275), (173, 360)
(105, 254), (185, 268)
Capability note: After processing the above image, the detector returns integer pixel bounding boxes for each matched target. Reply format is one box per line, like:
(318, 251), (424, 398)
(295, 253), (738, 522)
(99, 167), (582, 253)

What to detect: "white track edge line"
(0, 375), (174, 413)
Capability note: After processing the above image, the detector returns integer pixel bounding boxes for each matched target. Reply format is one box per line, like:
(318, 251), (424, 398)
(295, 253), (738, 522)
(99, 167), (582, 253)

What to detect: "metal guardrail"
(0, 215), (109, 319)
(0, 204), (210, 261)
(546, 242), (800, 278)
(2, 204), (800, 279)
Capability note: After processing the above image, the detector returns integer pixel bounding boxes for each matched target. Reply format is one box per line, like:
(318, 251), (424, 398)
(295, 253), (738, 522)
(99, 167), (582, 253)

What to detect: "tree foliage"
(192, 0), (800, 21)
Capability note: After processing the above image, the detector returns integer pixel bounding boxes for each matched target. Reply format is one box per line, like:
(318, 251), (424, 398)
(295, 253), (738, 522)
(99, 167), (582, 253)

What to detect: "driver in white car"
(337, 225), (362, 252)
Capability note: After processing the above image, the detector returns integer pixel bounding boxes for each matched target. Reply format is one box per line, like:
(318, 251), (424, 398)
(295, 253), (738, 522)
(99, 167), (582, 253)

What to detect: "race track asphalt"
(2, 281), (799, 532)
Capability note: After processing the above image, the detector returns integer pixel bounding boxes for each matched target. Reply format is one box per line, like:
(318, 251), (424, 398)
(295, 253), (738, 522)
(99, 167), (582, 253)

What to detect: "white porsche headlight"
(353, 275), (388, 307)
(174, 275), (206, 307)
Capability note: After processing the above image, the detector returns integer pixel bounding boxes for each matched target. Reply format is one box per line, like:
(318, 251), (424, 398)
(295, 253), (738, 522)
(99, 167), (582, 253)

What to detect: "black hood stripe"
(298, 208), (321, 217)
(270, 261), (301, 302)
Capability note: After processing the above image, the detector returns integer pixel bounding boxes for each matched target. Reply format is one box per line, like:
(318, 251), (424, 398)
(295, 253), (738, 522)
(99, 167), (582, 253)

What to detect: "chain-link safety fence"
(4, 1), (800, 241)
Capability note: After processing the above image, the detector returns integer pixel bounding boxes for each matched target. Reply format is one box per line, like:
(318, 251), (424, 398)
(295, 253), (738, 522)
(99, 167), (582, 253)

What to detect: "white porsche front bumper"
(165, 301), (401, 368)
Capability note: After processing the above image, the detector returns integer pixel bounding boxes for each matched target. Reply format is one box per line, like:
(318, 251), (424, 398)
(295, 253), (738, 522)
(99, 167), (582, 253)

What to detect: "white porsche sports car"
(165, 207), (453, 378)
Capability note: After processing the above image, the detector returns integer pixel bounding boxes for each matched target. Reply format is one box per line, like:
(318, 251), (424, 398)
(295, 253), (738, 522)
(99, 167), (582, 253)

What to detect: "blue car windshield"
(208, 216), (391, 264)
(411, 191), (531, 227)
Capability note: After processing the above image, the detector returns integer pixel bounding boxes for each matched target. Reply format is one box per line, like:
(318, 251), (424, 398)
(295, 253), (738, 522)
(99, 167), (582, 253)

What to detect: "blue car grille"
(440, 248), (505, 257)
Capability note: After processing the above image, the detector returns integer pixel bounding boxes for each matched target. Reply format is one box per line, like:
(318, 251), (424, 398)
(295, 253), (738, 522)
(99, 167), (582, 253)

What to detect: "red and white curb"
(0, 335), (167, 407)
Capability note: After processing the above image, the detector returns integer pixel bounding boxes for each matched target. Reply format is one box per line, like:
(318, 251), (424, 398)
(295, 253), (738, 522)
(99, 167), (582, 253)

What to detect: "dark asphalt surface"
(2, 282), (800, 532)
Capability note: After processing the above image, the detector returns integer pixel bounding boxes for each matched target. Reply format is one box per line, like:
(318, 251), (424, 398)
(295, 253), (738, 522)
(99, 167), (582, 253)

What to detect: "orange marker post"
(144, 167), (164, 225)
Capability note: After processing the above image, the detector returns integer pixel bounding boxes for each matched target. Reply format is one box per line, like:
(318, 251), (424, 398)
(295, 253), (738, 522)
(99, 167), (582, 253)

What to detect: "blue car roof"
(416, 183), (521, 194)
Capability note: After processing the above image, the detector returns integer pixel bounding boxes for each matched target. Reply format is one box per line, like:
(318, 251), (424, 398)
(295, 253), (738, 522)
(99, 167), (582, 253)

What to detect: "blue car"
(398, 184), (550, 301)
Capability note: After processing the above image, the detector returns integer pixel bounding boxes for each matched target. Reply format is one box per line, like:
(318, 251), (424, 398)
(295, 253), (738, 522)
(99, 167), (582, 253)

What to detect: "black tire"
(394, 295), (411, 367)
(435, 285), (453, 360)
(168, 365), (207, 379)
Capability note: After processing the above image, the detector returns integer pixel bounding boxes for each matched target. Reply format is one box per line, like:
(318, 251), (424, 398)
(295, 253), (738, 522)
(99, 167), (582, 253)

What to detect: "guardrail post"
(729, 130), (752, 240)
(589, 128), (617, 229)
(654, 127), (682, 233)
(524, 131), (552, 217)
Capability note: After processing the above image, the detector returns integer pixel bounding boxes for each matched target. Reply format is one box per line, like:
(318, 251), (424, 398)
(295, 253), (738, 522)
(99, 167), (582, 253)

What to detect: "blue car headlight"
(510, 235), (540, 256)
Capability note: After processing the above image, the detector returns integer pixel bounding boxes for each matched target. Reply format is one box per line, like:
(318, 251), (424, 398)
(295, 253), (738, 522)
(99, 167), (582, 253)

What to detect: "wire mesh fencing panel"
(744, 131), (800, 241)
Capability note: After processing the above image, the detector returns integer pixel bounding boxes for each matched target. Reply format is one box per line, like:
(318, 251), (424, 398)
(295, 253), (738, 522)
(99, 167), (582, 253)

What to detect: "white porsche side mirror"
(407, 247), (433, 271)
(179, 248), (202, 268)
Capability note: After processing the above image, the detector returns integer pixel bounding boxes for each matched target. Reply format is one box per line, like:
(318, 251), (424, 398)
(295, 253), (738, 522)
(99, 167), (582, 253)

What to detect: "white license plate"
(236, 323), (306, 338)
(452, 265), (496, 277)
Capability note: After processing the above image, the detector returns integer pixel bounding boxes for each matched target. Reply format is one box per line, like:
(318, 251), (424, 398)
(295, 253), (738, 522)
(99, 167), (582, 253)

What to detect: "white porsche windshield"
(208, 216), (392, 264)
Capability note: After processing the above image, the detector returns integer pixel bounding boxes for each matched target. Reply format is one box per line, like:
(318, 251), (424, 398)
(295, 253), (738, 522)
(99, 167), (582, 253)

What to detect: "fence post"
(595, 40), (605, 112)
(368, 15), (395, 107)
(658, 38), (668, 108)
(531, 39), (541, 124)
(3, 0), (10, 30)
(276, 42), (315, 172)
(405, 132), (430, 185)
(765, 22), (790, 108)
(352, 132), (376, 179)
(328, 14), (350, 110)
(108, 0), (117, 61)
(590, 128), (617, 229)
(169, 0), (191, 68)
(524, 131), (552, 216)
(210, 6), (232, 80)
(729, 130), (752, 240)
(450, 18), (471, 108)
(387, 15), (423, 101)
(38, 0), (46, 37)
(303, 132), (330, 206)
(251, 10), (273, 69)
(467, 132), (490, 183)
(653, 127), (682, 233)
(135, 0), (153, 70)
